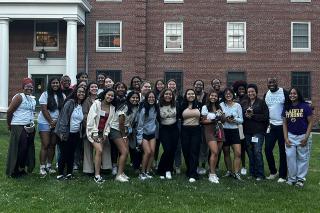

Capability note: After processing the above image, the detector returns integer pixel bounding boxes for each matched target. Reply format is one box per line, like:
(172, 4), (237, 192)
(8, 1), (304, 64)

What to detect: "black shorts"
(143, 133), (155, 141)
(223, 129), (241, 146)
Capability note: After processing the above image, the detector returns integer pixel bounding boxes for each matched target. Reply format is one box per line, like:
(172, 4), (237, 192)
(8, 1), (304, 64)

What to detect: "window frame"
(96, 20), (122, 52)
(164, 71), (184, 94)
(33, 21), (59, 51)
(290, 0), (311, 3)
(227, 0), (247, 3)
(164, 0), (184, 3)
(226, 71), (246, 87)
(291, 72), (311, 100)
(226, 22), (247, 53)
(164, 22), (184, 53)
(96, 70), (122, 83)
(291, 21), (311, 52)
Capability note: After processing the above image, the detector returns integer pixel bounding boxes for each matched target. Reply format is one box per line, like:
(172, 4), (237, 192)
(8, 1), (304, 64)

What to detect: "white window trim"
(33, 21), (59, 52)
(164, 22), (183, 53)
(226, 22), (246, 53)
(96, 20), (122, 52)
(96, 0), (122, 2)
(290, 0), (311, 3)
(164, 0), (184, 3)
(227, 0), (247, 3)
(291, 22), (311, 53)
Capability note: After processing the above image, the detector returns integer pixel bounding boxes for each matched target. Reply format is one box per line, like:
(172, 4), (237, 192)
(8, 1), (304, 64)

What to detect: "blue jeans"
(245, 133), (265, 178)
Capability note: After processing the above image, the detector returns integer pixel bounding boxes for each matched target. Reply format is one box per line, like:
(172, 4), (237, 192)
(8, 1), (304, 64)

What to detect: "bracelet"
(122, 136), (127, 139)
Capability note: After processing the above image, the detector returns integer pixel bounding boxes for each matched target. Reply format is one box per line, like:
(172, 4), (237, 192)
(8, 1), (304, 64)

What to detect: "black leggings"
(58, 132), (79, 175)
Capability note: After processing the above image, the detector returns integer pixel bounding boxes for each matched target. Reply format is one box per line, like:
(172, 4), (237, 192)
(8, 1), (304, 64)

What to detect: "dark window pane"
(291, 72), (311, 99)
(165, 71), (183, 94)
(97, 70), (122, 83)
(227, 71), (246, 88)
(36, 22), (58, 48)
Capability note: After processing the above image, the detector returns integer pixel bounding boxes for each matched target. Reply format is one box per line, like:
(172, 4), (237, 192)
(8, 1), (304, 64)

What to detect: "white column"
(0, 18), (9, 112)
(65, 19), (78, 85)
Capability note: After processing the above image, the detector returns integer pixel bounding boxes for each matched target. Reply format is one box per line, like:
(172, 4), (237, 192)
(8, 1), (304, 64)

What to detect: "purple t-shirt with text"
(282, 102), (312, 135)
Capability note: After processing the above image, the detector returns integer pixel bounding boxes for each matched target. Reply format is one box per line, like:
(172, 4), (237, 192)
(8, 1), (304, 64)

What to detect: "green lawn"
(0, 121), (319, 212)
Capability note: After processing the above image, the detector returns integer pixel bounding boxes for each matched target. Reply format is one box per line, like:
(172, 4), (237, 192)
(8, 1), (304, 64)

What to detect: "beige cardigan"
(86, 100), (115, 143)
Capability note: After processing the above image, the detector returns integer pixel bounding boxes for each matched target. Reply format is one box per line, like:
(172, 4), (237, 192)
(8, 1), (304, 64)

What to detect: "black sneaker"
(64, 174), (73, 180)
(94, 176), (105, 184)
(295, 180), (304, 187)
(234, 173), (243, 181)
(56, 175), (64, 180)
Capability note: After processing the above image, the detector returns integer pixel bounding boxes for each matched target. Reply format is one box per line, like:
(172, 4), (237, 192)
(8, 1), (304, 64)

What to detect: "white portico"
(0, 0), (91, 112)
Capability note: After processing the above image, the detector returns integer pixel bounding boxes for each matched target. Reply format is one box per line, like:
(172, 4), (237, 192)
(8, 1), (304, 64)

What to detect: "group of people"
(6, 73), (313, 187)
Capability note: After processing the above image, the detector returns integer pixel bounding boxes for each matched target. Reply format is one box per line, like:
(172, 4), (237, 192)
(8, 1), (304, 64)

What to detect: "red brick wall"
(9, 20), (85, 100)
(87, 0), (147, 84)
(144, 0), (320, 119)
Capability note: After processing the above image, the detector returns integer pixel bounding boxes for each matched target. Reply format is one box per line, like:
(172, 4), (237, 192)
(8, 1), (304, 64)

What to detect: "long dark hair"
(86, 81), (98, 97)
(129, 76), (142, 91)
(285, 87), (306, 110)
(139, 91), (157, 118)
(181, 89), (199, 110)
(206, 90), (221, 112)
(47, 77), (64, 111)
(159, 88), (175, 108)
(66, 86), (87, 105)
(97, 88), (116, 106)
(154, 79), (165, 98)
(126, 91), (140, 116)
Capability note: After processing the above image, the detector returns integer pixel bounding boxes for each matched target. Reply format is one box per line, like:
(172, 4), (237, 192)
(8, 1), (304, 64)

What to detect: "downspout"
(84, 12), (89, 74)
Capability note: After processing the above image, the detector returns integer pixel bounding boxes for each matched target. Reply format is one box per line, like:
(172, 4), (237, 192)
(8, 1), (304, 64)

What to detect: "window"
(165, 71), (183, 94)
(34, 21), (59, 51)
(291, 0), (311, 2)
(96, 21), (122, 52)
(227, 71), (246, 87)
(96, 70), (122, 83)
(227, 0), (247, 3)
(164, 0), (184, 3)
(227, 22), (246, 52)
(291, 22), (311, 52)
(291, 72), (311, 99)
(164, 22), (183, 53)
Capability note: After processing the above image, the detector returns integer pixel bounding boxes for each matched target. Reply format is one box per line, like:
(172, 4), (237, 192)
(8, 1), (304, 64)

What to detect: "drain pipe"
(84, 12), (89, 74)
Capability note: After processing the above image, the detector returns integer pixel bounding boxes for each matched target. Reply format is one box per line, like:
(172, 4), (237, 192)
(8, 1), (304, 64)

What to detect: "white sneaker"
(189, 178), (196, 183)
(165, 171), (172, 180)
(112, 166), (118, 176)
(115, 174), (129, 182)
(256, 177), (263, 181)
(145, 172), (153, 179)
(139, 173), (147, 181)
(122, 173), (130, 180)
(240, 167), (247, 175)
(277, 178), (286, 183)
(160, 176), (165, 180)
(266, 172), (278, 180)
(197, 167), (207, 175)
(208, 174), (219, 184)
(40, 168), (47, 176)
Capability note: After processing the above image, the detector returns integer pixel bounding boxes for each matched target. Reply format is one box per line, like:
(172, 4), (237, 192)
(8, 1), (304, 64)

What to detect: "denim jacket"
(136, 106), (157, 145)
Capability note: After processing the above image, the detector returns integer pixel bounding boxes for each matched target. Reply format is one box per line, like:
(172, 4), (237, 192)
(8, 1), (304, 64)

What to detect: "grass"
(0, 121), (319, 212)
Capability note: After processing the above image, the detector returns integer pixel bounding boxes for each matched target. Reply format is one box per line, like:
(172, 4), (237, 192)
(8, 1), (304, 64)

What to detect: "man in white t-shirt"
(264, 78), (289, 183)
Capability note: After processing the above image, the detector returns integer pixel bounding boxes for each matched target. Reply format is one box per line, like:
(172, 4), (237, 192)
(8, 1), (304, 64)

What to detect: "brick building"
(0, 0), (319, 119)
